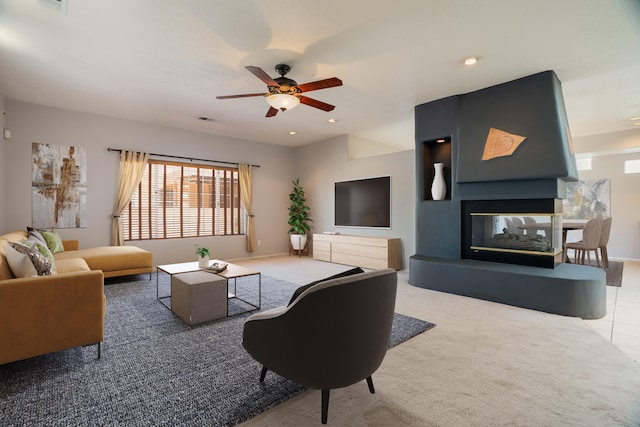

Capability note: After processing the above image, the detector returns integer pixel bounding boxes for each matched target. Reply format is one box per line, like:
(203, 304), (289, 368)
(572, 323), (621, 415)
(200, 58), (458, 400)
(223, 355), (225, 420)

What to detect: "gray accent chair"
(242, 268), (398, 424)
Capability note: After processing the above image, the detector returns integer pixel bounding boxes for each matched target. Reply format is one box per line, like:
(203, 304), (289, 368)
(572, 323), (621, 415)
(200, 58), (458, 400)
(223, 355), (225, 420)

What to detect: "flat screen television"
(335, 176), (391, 228)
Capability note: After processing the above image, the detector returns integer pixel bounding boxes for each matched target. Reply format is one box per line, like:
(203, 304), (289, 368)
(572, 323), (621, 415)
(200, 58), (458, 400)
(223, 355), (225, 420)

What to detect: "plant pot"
(198, 255), (209, 269)
(290, 234), (308, 251)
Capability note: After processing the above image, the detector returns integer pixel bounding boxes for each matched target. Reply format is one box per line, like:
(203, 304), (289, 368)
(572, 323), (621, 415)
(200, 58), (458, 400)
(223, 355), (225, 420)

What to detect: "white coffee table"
(156, 259), (261, 316)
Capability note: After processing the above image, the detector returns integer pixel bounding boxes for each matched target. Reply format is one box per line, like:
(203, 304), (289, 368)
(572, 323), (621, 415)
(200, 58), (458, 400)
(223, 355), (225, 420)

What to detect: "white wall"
(5, 99), (635, 267)
(572, 128), (640, 260)
(0, 96), (6, 232)
(294, 135), (416, 270)
(3, 100), (295, 265)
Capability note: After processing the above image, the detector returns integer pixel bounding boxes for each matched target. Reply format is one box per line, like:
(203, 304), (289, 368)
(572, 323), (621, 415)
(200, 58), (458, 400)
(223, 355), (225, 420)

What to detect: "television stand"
(312, 234), (401, 270)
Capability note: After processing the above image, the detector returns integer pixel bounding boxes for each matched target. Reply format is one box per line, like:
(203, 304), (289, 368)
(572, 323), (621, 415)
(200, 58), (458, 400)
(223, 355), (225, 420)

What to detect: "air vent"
(198, 117), (214, 122)
(38, 0), (68, 15)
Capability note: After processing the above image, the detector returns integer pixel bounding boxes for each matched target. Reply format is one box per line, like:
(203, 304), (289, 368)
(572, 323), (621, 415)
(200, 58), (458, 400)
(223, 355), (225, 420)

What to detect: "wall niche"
(422, 136), (452, 201)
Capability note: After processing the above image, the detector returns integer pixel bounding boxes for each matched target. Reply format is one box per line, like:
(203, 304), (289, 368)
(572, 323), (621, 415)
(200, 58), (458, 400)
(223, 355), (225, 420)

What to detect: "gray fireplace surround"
(409, 71), (606, 319)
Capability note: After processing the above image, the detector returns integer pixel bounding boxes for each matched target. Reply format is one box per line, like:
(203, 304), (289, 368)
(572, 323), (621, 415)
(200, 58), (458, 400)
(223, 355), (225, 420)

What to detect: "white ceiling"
(1, 0), (639, 149)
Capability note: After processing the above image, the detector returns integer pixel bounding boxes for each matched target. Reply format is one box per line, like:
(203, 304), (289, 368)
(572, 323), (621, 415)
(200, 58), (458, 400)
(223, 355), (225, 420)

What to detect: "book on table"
(205, 262), (227, 273)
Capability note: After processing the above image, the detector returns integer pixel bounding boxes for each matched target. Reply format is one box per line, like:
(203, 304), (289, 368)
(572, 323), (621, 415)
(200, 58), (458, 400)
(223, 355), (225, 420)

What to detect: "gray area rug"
(0, 274), (434, 426)
(585, 260), (624, 287)
(604, 260), (624, 287)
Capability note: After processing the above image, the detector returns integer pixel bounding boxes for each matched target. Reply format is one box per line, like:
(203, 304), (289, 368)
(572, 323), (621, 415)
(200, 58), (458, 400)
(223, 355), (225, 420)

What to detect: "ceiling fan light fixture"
(266, 94), (300, 111)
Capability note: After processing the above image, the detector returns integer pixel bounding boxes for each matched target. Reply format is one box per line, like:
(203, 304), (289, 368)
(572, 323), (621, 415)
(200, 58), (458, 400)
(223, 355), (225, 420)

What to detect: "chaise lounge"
(0, 229), (153, 365)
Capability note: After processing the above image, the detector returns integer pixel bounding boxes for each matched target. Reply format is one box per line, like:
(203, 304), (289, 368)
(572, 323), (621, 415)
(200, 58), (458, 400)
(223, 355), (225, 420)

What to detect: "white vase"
(290, 234), (307, 250)
(198, 255), (209, 268)
(431, 162), (446, 200)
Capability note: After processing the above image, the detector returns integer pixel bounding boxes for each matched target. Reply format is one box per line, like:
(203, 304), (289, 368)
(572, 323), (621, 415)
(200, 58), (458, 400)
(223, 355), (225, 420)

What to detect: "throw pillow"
(287, 267), (365, 306)
(24, 238), (57, 275)
(6, 242), (54, 277)
(39, 229), (65, 253)
(28, 229), (48, 246)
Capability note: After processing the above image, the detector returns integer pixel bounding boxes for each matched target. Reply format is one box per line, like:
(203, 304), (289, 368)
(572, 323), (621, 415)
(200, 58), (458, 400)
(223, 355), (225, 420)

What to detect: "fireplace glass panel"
(470, 213), (562, 256)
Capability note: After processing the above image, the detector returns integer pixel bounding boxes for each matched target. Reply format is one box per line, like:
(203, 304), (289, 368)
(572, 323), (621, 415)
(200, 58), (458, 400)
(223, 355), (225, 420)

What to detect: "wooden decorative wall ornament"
(481, 127), (527, 160)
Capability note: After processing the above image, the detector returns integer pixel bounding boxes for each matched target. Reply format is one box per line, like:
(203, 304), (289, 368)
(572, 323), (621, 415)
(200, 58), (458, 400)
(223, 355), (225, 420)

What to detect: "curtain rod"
(107, 148), (260, 168)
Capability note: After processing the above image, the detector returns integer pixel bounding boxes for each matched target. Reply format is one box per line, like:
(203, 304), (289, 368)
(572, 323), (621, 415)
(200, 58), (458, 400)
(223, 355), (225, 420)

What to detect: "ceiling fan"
(216, 64), (343, 117)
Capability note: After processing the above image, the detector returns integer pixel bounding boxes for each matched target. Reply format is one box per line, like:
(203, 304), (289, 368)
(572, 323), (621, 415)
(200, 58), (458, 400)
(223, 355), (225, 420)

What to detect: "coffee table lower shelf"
(156, 260), (261, 318)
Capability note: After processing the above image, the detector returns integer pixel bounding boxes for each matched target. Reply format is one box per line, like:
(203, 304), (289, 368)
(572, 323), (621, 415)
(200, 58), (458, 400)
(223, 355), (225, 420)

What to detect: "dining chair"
(523, 216), (539, 236)
(565, 217), (603, 267)
(598, 217), (613, 268)
(511, 217), (525, 236)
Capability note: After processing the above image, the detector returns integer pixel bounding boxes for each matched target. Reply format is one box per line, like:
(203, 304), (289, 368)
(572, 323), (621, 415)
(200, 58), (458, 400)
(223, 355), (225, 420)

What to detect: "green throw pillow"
(40, 229), (64, 254)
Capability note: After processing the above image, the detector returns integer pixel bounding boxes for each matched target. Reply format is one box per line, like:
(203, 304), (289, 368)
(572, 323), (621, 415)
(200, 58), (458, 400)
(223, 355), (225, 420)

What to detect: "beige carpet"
(233, 255), (640, 426)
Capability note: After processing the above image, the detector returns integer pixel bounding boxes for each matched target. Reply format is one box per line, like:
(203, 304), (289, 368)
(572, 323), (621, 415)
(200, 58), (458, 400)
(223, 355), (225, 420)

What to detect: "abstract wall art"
(32, 143), (87, 228)
(563, 178), (611, 220)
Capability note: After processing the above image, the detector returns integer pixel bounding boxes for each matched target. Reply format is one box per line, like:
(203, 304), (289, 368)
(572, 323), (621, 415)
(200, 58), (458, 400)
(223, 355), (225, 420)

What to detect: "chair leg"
(366, 376), (375, 394)
(97, 341), (101, 360)
(321, 389), (330, 424)
(601, 246), (609, 269)
(595, 250), (601, 268)
(259, 366), (268, 382)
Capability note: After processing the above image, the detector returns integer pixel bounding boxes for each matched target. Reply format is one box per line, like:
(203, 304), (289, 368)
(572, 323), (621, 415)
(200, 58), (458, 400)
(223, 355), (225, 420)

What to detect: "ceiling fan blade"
(266, 107), (278, 117)
(298, 96), (335, 112)
(246, 66), (280, 87)
(216, 93), (266, 99)
(296, 77), (343, 93)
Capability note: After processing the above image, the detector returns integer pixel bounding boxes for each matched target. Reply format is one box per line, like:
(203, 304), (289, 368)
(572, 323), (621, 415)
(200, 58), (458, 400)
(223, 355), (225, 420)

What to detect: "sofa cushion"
(53, 246), (152, 274)
(55, 257), (91, 274)
(1, 230), (29, 243)
(0, 240), (15, 280)
(287, 267), (365, 306)
(6, 242), (54, 277)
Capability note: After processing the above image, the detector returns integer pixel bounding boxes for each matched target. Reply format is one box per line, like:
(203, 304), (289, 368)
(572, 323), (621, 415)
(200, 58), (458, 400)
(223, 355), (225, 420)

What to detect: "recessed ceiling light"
(633, 122), (640, 126)
(463, 56), (478, 66)
(436, 139), (446, 143)
(288, 131), (297, 135)
(328, 118), (337, 123)
(630, 116), (640, 121)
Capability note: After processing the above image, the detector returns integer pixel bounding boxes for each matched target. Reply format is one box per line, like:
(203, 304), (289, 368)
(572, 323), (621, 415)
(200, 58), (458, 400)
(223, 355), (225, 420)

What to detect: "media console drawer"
(312, 234), (401, 270)
(313, 240), (331, 262)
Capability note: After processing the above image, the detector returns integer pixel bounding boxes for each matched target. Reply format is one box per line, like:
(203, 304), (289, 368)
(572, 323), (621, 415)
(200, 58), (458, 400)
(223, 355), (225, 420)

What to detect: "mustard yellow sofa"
(0, 230), (153, 365)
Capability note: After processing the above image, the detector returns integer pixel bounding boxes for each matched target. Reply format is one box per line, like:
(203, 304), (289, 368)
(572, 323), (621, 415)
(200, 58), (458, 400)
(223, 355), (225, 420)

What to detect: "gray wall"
(294, 135), (416, 270)
(2, 100), (295, 266)
(572, 128), (640, 260)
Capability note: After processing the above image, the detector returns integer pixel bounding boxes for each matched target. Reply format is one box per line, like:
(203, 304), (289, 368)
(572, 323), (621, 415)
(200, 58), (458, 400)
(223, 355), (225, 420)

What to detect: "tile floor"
(583, 260), (640, 362)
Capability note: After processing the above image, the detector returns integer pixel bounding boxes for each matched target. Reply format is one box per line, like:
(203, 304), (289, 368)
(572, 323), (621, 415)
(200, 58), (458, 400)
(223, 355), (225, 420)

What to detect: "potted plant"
(288, 179), (312, 251)
(195, 245), (210, 268)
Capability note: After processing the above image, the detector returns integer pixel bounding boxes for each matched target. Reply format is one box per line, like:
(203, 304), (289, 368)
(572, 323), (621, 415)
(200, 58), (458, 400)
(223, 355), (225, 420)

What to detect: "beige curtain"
(239, 163), (257, 252)
(111, 151), (149, 246)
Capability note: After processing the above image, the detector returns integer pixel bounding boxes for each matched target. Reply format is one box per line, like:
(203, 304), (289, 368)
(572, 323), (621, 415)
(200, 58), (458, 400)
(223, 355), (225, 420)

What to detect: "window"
(624, 159), (640, 174)
(576, 157), (592, 171)
(122, 160), (245, 241)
